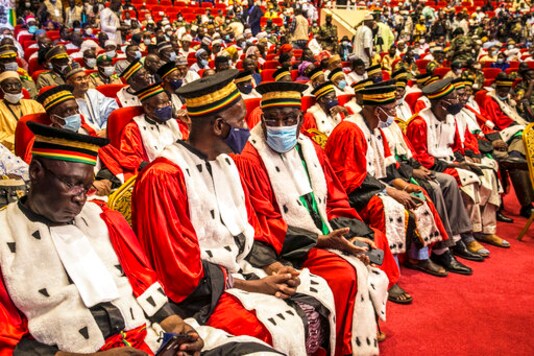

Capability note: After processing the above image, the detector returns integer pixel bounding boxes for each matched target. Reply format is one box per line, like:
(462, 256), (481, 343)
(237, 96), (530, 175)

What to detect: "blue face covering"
(154, 105), (173, 121)
(168, 52), (177, 62)
(223, 123), (250, 153)
(337, 80), (347, 90)
(325, 98), (339, 111)
(28, 25), (38, 34)
(170, 79), (183, 90)
(265, 124), (299, 153)
(377, 107), (395, 128)
(240, 83), (253, 94)
(61, 114), (82, 132)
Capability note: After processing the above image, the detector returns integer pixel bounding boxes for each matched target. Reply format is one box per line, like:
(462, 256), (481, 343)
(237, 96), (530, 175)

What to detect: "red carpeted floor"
(380, 191), (534, 356)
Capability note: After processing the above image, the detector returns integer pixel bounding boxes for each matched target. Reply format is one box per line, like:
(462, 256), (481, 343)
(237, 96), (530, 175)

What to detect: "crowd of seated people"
(1, 0), (534, 354)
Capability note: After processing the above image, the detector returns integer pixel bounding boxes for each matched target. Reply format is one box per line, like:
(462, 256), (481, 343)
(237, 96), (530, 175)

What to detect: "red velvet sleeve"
(132, 158), (204, 303)
(482, 96), (514, 130)
(413, 98), (427, 114)
(405, 117), (436, 169)
(246, 106), (263, 130)
(119, 122), (149, 167)
(98, 144), (139, 180)
(463, 127), (481, 155)
(324, 121), (370, 194)
(313, 144), (364, 222)
(0, 271), (27, 354)
(234, 144), (289, 255)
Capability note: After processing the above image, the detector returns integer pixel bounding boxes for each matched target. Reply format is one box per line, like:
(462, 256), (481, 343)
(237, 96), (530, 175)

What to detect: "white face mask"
(3, 62), (18, 71)
(102, 66), (115, 77)
(144, 38), (151, 45)
(3, 91), (23, 104)
(85, 58), (97, 68)
(106, 50), (116, 57)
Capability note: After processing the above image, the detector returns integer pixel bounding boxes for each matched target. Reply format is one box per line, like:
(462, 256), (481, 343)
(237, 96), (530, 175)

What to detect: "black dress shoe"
(452, 241), (484, 262)
(520, 205), (534, 219)
(431, 251), (473, 275)
(496, 211), (514, 223)
(498, 157), (528, 171)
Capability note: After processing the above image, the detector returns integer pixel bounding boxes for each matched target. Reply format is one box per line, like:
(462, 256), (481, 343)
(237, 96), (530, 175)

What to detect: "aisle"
(379, 194), (534, 356)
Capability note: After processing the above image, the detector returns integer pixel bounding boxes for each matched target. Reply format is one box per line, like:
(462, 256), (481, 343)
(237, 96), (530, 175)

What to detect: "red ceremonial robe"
(325, 120), (448, 251)
(132, 157), (273, 346)
(482, 95), (516, 130)
(0, 204), (160, 354)
(235, 141), (398, 356)
(405, 114), (466, 184)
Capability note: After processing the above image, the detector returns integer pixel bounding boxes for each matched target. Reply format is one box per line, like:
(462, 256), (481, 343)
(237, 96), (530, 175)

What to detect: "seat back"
(15, 113), (51, 160)
(244, 97), (261, 126)
(261, 69), (276, 83)
(107, 106), (144, 149)
(96, 84), (127, 99)
(108, 175), (137, 226)
(302, 96), (316, 112)
(337, 94), (355, 106)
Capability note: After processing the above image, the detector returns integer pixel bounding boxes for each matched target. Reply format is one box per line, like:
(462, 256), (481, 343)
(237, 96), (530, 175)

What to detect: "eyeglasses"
(262, 113), (300, 127)
(41, 163), (92, 196)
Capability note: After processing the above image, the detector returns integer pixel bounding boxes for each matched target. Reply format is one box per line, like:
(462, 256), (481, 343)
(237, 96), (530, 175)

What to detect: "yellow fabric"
(0, 99), (45, 152)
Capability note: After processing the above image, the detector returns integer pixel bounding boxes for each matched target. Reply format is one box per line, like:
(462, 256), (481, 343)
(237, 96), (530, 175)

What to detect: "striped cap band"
(274, 70), (291, 82)
(160, 66), (178, 80)
(395, 80), (407, 88)
(313, 83), (335, 99)
(32, 135), (99, 166)
(367, 66), (382, 77)
(495, 80), (514, 87)
(260, 91), (302, 109)
(427, 76), (440, 85)
(184, 81), (242, 117)
(41, 90), (76, 111)
(453, 80), (468, 90)
(235, 75), (253, 84)
(120, 61), (143, 82)
(427, 82), (454, 100)
(310, 70), (324, 81)
(362, 91), (396, 105)
(352, 80), (373, 92)
(136, 84), (166, 102)
(330, 70), (345, 81)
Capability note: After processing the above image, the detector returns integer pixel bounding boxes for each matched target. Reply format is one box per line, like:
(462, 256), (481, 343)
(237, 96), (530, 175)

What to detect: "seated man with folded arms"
(133, 71), (338, 356)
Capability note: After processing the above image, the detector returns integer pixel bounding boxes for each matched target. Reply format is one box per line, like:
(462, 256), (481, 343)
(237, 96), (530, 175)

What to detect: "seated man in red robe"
(0, 123), (205, 354)
(132, 70), (337, 356)
(406, 78), (510, 251)
(22, 84), (139, 195)
(482, 73), (534, 218)
(302, 82), (349, 146)
(119, 83), (185, 169)
(235, 82), (393, 356)
(326, 84), (463, 282)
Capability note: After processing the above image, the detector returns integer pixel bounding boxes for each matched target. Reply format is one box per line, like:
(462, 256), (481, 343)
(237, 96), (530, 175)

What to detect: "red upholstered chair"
(290, 70), (298, 81)
(433, 67), (450, 78)
(15, 113), (51, 161)
(107, 106), (144, 149)
(382, 70), (390, 81)
(302, 96), (316, 112)
(261, 69), (276, 82)
(29, 57), (44, 75)
(337, 94), (355, 106)
(244, 98), (261, 125)
(482, 67), (503, 80)
(96, 84), (127, 98)
(263, 61), (279, 69)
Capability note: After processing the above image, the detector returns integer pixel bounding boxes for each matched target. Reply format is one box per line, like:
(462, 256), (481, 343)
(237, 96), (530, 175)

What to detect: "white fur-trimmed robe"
(159, 142), (337, 356)
(249, 125), (389, 356)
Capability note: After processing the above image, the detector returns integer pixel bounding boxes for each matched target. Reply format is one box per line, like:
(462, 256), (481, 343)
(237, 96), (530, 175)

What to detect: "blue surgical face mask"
(60, 113), (82, 132)
(170, 79), (183, 90)
(265, 124), (299, 153)
(200, 59), (209, 68)
(154, 105), (173, 121)
(372, 76), (383, 83)
(28, 25), (38, 34)
(325, 98), (339, 111)
(377, 107), (395, 128)
(240, 83), (253, 94)
(497, 94), (509, 101)
(134, 50), (142, 60)
(223, 122), (250, 153)
(337, 80), (347, 90)
(168, 51), (177, 62)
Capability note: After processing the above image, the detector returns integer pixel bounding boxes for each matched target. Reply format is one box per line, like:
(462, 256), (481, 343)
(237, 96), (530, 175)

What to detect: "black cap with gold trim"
(308, 67), (325, 82)
(120, 59), (144, 82)
(256, 82), (307, 109)
(273, 67), (291, 82)
(45, 45), (69, 62)
(351, 78), (373, 92)
(311, 81), (336, 100)
(361, 84), (397, 105)
(27, 122), (107, 166)
(235, 70), (253, 84)
(328, 67), (345, 82)
(134, 82), (167, 102)
(0, 44), (17, 59)
(36, 85), (76, 112)
(176, 69), (242, 118)
(156, 62), (178, 80)
(422, 78), (455, 100)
